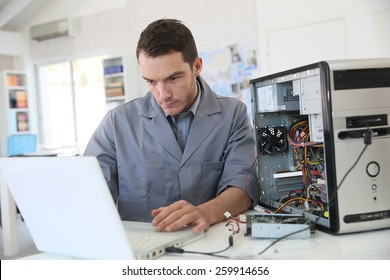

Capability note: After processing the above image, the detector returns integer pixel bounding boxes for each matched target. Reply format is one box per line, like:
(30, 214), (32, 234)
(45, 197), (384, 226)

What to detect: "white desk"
(0, 175), (18, 256)
(19, 220), (390, 260)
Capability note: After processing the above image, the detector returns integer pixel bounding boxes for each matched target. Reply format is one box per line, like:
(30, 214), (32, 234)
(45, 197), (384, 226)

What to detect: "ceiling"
(0, 0), (52, 31)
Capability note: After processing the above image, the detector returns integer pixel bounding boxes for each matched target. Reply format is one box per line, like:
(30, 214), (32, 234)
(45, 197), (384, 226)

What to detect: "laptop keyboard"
(127, 231), (177, 251)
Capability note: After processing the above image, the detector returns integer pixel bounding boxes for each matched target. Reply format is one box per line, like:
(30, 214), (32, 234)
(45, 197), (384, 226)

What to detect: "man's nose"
(156, 82), (171, 99)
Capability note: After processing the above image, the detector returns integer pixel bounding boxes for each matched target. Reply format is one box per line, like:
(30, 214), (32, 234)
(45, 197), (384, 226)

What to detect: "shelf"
(9, 108), (29, 112)
(9, 90), (28, 109)
(103, 57), (128, 110)
(104, 72), (124, 79)
(1, 70), (31, 138)
(6, 86), (27, 90)
(106, 96), (126, 102)
(8, 110), (29, 133)
(6, 72), (27, 87)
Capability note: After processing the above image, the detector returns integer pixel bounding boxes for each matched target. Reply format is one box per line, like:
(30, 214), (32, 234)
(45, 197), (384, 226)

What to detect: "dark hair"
(136, 19), (198, 66)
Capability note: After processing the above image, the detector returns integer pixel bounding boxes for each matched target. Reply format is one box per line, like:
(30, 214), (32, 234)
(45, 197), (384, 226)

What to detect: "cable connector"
(317, 178), (326, 185)
(224, 211), (232, 219)
(228, 234), (234, 247)
(364, 129), (372, 145)
(165, 247), (184, 254)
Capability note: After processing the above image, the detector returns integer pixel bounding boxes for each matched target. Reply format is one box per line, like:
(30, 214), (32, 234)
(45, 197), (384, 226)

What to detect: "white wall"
(25, 0), (259, 100)
(256, 0), (390, 74)
(29, 0), (257, 56)
(0, 29), (29, 71)
(22, 0), (390, 89)
(0, 30), (27, 56)
(19, 0), (130, 28)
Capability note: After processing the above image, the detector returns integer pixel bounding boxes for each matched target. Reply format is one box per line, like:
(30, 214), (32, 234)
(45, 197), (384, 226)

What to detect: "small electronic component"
(245, 213), (314, 239)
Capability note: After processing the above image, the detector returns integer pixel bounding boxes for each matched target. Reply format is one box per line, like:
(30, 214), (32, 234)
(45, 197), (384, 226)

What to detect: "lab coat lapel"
(180, 106), (216, 166)
(180, 79), (221, 167)
(141, 93), (182, 162)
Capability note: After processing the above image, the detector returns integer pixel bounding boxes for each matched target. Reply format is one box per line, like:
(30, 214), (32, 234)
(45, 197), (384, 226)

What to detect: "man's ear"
(193, 57), (203, 77)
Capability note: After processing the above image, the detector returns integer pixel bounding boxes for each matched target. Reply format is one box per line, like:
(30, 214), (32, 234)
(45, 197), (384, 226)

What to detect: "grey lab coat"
(84, 77), (260, 222)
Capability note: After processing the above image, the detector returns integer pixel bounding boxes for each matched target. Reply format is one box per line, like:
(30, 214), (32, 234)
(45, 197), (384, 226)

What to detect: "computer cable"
(336, 124), (372, 191)
(242, 151), (261, 210)
(257, 217), (318, 256)
(165, 234), (233, 259)
(327, 125), (372, 207)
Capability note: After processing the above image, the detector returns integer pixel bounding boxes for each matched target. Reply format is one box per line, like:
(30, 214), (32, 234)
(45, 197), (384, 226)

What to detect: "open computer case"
(250, 59), (390, 233)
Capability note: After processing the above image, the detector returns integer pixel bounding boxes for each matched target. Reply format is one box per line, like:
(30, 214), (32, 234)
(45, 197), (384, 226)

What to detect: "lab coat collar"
(140, 76), (222, 165)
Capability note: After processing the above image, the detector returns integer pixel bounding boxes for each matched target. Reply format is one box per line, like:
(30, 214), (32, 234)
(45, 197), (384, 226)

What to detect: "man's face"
(139, 51), (202, 117)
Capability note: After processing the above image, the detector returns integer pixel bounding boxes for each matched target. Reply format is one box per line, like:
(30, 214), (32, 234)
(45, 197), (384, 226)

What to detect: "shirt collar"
(189, 80), (202, 115)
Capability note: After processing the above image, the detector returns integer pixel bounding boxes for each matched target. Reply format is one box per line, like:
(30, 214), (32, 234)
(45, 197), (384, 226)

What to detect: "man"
(84, 19), (259, 234)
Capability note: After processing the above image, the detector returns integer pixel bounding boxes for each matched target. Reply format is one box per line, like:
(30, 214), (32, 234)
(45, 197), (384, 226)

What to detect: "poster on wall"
(200, 43), (258, 121)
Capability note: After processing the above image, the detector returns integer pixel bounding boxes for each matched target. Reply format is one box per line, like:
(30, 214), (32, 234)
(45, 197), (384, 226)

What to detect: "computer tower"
(250, 59), (390, 233)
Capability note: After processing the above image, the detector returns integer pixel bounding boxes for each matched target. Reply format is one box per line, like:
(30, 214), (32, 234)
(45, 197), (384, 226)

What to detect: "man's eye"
(146, 80), (156, 85)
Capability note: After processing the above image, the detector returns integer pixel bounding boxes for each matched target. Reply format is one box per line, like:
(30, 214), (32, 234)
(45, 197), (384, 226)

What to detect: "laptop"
(0, 156), (204, 260)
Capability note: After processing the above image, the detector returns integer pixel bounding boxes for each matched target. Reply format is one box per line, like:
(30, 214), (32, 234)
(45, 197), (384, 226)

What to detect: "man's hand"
(151, 187), (253, 234)
(151, 200), (209, 234)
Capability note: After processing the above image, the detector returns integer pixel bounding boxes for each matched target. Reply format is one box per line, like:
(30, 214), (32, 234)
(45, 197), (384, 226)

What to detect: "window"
(37, 56), (106, 154)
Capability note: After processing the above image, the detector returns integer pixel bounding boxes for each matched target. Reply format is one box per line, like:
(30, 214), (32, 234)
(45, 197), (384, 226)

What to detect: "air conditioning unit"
(30, 18), (74, 41)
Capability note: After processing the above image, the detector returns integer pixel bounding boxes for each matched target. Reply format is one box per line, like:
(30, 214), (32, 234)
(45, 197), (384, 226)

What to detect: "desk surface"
(20, 220), (390, 260)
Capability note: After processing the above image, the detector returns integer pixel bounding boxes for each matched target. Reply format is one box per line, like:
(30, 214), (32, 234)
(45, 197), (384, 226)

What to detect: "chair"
(7, 134), (37, 157)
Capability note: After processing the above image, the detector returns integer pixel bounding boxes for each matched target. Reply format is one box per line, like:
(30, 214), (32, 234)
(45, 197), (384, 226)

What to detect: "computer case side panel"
(318, 61), (340, 233)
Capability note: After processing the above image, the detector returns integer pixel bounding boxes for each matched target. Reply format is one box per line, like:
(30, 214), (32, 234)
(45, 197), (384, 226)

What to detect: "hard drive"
(245, 213), (314, 239)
